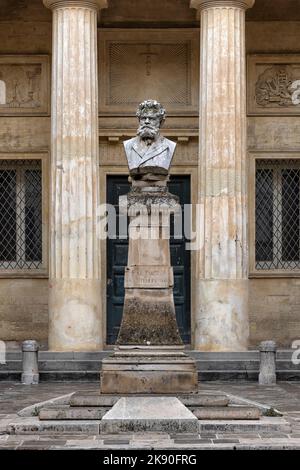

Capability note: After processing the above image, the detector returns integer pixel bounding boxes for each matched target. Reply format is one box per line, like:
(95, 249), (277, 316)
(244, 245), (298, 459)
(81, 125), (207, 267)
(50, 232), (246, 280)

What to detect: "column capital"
(190, 0), (255, 11)
(43, 0), (108, 11)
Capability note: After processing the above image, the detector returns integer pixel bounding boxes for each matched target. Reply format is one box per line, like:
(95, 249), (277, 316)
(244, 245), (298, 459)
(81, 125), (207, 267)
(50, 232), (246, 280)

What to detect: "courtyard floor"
(0, 381), (300, 450)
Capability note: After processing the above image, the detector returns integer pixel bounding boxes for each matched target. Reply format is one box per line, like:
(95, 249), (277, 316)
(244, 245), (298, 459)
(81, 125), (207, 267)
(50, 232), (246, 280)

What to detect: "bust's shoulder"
(123, 137), (137, 151)
(163, 137), (176, 151)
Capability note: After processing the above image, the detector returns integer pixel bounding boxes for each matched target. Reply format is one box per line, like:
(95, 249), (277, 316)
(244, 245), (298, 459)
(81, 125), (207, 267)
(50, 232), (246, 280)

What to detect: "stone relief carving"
(0, 56), (50, 115)
(248, 55), (300, 115)
(255, 65), (300, 108)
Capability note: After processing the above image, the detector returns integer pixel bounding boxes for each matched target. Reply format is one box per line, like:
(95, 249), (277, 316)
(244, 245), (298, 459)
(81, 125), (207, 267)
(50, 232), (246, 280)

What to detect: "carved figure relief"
(248, 55), (300, 115)
(255, 65), (300, 108)
(0, 56), (49, 115)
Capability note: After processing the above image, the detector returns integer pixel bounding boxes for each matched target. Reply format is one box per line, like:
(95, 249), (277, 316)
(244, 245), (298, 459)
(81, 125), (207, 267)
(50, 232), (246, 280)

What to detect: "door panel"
(106, 175), (191, 344)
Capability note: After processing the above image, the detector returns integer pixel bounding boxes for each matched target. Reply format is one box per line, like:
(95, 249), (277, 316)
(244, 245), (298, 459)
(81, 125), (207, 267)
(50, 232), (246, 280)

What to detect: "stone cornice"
(190, 0), (255, 11)
(43, 0), (108, 11)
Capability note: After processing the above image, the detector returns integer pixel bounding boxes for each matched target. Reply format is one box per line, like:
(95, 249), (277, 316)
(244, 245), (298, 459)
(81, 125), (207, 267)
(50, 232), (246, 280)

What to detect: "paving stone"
(217, 433), (261, 440)
(64, 440), (103, 449)
(174, 439), (212, 444)
(103, 440), (130, 445)
(213, 439), (240, 443)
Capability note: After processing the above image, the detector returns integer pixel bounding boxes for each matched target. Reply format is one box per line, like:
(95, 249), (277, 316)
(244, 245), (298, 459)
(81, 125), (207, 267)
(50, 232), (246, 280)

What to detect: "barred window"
(255, 159), (300, 270)
(0, 159), (42, 270)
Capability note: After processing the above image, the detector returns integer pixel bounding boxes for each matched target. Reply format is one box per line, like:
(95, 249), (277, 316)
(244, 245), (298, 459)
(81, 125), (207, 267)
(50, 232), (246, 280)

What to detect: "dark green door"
(106, 175), (191, 344)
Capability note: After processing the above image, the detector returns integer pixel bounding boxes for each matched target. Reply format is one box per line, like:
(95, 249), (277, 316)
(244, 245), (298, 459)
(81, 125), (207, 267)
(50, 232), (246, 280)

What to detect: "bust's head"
(136, 100), (166, 142)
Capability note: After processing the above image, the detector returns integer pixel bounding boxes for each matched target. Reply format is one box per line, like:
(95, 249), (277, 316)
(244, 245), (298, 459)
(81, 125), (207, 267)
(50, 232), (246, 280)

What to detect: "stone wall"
(0, 0), (299, 349)
(0, 0), (51, 346)
(246, 21), (300, 348)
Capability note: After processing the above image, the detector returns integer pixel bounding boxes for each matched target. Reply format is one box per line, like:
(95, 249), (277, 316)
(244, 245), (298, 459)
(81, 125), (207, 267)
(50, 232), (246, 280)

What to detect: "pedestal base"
(100, 346), (198, 394)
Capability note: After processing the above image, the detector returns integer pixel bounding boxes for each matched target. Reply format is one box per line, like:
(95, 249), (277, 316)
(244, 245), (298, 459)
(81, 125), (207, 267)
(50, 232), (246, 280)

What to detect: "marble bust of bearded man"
(123, 100), (176, 185)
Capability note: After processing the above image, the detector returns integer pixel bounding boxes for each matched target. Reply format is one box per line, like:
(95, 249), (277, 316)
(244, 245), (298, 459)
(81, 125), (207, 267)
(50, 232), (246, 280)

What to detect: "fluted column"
(43, 0), (107, 350)
(191, 0), (255, 351)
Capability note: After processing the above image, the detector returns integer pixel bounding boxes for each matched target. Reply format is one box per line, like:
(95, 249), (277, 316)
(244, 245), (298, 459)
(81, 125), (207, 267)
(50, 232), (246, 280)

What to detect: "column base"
(195, 279), (249, 351)
(48, 279), (102, 351)
(100, 346), (198, 394)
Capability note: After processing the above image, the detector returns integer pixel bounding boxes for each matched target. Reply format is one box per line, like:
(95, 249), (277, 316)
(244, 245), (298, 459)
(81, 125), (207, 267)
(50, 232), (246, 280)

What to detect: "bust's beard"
(137, 125), (159, 141)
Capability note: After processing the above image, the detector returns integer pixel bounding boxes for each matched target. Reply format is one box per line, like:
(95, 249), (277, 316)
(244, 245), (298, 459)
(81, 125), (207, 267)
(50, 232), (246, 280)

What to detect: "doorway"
(106, 175), (191, 344)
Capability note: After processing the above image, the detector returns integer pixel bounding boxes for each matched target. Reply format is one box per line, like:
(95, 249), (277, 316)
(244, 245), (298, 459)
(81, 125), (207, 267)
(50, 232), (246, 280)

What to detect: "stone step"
(3, 349), (295, 360)
(180, 394), (229, 407)
(6, 417), (100, 435)
(70, 393), (120, 407)
(39, 406), (108, 421)
(5, 415), (291, 435)
(69, 392), (230, 408)
(198, 417), (291, 434)
(192, 406), (261, 420)
(1, 370), (300, 382)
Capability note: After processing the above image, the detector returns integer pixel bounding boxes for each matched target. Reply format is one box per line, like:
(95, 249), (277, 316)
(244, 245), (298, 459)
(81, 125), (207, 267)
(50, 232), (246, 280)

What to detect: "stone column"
(43, 0), (107, 351)
(191, 0), (255, 351)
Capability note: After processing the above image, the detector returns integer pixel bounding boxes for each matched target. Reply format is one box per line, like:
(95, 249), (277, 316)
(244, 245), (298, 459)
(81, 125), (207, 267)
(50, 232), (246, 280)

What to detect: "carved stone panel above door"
(98, 30), (199, 116)
(0, 56), (50, 116)
(248, 54), (300, 115)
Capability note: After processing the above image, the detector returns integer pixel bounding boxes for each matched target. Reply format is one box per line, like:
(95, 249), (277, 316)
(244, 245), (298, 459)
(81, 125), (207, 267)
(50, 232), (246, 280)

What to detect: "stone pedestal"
(191, 0), (255, 351)
(101, 346), (198, 394)
(117, 189), (182, 346)
(100, 187), (197, 394)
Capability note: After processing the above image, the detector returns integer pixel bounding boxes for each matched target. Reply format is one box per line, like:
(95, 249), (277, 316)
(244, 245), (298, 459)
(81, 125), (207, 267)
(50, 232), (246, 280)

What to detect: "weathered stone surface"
(6, 417), (100, 435)
(100, 397), (198, 433)
(198, 417), (291, 434)
(70, 393), (119, 408)
(44, 0), (104, 352)
(100, 348), (198, 394)
(39, 406), (107, 421)
(193, 0), (253, 351)
(21, 340), (39, 385)
(18, 393), (74, 417)
(180, 395), (229, 407)
(117, 289), (182, 345)
(259, 340), (277, 385)
(193, 406), (261, 420)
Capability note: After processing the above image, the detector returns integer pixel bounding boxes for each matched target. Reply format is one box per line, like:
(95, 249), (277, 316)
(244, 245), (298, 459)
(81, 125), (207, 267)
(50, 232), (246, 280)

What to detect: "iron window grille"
(0, 159), (42, 270)
(255, 159), (300, 270)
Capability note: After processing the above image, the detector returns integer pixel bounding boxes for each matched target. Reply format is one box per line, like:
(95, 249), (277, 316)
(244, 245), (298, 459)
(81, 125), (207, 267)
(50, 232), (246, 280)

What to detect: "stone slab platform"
(100, 397), (198, 433)
(3, 415), (290, 436)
